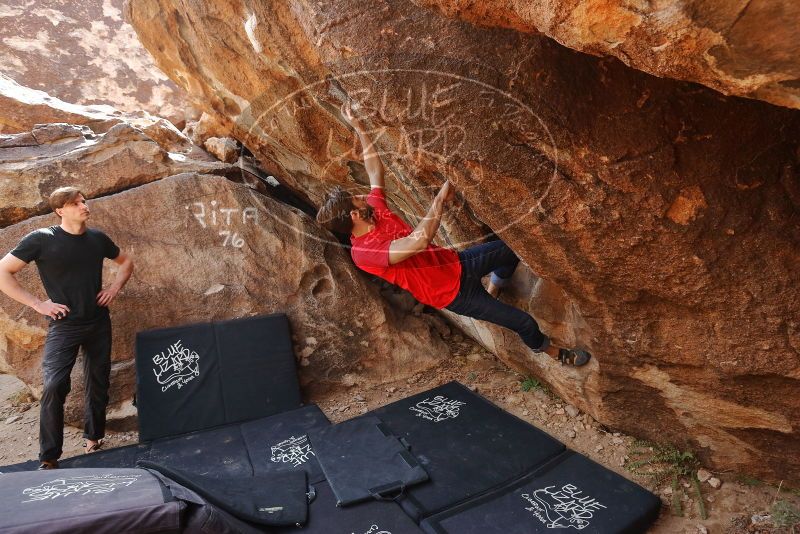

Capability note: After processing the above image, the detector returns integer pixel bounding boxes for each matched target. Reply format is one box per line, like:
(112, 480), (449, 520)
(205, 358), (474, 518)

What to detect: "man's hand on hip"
(33, 300), (70, 320)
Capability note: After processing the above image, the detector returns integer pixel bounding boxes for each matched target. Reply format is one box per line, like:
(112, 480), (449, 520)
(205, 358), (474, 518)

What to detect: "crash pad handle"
(369, 480), (406, 501)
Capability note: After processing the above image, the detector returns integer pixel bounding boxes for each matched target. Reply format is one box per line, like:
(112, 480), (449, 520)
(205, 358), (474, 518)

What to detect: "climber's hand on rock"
(341, 101), (364, 130)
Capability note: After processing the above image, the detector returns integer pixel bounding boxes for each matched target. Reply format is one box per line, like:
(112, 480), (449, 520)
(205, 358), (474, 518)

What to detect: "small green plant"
(467, 372), (477, 381)
(520, 377), (538, 391)
(771, 499), (800, 529)
(625, 440), (704, 518)
(520, 377), (543, 392)
(626, 441), (697, 482)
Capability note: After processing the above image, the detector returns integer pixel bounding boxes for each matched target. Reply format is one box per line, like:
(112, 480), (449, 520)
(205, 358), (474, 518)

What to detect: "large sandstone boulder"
(0, 121), (230, 227)
(0, 74), (196, 154)
(0, 173), (447, 427)
(413, 0), (800, 111)
(0, 0), (186, 126)
(127, 0), (800, 483)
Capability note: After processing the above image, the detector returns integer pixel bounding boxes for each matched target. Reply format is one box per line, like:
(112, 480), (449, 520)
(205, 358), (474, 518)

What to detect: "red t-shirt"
(351, 188), (461, 309)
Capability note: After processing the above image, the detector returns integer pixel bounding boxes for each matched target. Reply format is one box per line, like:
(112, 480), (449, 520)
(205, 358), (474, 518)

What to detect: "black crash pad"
(241, 404), (330, 484)
(135, 313), (302, 441)
(149, 424), (253, 478)
(309, 416), (429, 506)
(0, 442), (151, 473)
(0, 404), (330, 488)
(364, 381), (566, 521)
(420, 451), (661, 534)
(60, 442), (152, 470)
(0, 460), (39, 474)
(271, 481), (424, 534)
(147, 404), (331, 481)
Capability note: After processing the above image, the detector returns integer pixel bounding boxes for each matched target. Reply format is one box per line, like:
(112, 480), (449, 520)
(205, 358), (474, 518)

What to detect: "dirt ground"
(1, 334), (798, 533)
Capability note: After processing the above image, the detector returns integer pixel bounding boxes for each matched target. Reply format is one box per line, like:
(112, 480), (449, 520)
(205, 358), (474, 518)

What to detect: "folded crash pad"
(309, 416), (429, 506)
(0, 466), (293, 534)
(140, 461), (309, 527)
(420, 451), (661, 534)
(135, 313), (302, 441)
(0, 468), (183, 534)
(364, 381), (566, 521)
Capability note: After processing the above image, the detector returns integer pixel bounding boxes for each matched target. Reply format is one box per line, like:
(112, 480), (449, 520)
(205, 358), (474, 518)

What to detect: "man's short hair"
(49, 186), (84, 212)
(316, 186), (356, 235)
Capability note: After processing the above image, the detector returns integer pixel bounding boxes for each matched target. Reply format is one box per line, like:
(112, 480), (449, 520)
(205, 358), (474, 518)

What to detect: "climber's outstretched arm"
(341, 102), (385, 190)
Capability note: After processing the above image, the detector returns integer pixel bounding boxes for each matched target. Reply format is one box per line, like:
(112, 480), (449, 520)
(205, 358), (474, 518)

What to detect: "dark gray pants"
(39, 315), (112, 461)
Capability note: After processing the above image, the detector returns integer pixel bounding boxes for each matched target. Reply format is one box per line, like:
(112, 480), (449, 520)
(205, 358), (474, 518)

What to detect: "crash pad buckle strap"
(368, 480), (406, 501)
(399, 449), (420, 468)
(306, 485), (317, 503)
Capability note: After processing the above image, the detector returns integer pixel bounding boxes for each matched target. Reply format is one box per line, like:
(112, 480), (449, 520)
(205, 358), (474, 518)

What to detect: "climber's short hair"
(317, 186), (356, 235)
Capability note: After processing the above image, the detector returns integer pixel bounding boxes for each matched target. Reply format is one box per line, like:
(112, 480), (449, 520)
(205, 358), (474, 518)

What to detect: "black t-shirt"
(10, 226), (120, 323)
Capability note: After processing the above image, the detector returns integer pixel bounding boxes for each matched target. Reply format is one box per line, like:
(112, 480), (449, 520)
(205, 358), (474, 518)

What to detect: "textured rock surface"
(127, 0), (800, 483)
(184, 112), (232, 147)
(413, 0), (800, 110)
(204, 136), (239, 163)
(0, 121), (229, 227)
(0, 0), (186, 126)
(0, 173), (447, 426)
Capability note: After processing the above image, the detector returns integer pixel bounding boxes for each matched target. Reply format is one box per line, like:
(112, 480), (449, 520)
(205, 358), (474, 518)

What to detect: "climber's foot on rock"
(542, 344), (592, 367)
(557, 348), (592, 367)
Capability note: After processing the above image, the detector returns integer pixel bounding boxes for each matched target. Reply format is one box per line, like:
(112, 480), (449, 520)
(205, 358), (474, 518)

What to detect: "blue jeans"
(445, 240), (549, 351)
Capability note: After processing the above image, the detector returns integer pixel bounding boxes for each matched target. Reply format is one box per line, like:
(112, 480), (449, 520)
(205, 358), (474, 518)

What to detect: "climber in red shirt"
(317, 103), (591, 367)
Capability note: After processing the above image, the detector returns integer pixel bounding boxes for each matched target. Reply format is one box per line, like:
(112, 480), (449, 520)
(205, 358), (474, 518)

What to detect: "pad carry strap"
(399, 449), (420, 468)
(369, 480), (406, 501)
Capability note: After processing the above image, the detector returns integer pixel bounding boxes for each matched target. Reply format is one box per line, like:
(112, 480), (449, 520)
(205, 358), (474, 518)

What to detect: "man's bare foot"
(84, 439), (103, 454)
(37, 459), (58, 470)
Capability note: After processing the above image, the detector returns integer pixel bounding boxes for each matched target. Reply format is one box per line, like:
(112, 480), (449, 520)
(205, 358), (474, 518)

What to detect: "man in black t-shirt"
(0, 187), (133, 469)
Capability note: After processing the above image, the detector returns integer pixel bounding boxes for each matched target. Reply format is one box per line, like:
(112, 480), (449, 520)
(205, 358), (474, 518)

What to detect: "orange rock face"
(126, 0), (800, 483)
(413, 0), (800, 110)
